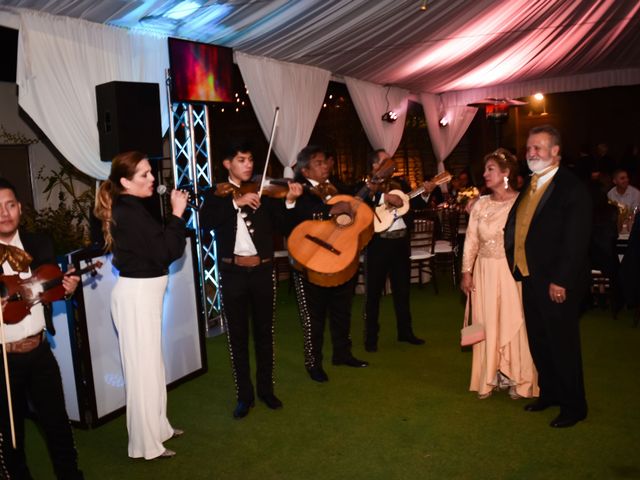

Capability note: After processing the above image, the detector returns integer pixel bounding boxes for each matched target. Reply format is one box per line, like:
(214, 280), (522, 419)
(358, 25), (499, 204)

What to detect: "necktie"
(529, 166), (556, 195)
(530, 174), (540, 195)
(0, 244), (33, 272)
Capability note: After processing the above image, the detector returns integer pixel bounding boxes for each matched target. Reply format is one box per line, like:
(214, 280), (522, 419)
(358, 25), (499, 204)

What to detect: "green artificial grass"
(25, 279), (640, 479)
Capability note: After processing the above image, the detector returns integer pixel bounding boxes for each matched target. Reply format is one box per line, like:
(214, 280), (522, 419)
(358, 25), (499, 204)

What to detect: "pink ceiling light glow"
(398, 0), (636, 93)
(400, 0), (538, 77)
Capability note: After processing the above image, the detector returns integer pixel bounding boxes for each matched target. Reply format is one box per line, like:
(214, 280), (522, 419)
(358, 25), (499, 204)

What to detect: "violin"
(212, 180), (290, 199)
(1, 260), (102, 324)
(212, 178), (337, 201)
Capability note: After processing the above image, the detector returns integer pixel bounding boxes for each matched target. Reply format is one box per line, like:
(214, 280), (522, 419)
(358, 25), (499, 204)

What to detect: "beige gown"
(462, 195), (539, 398)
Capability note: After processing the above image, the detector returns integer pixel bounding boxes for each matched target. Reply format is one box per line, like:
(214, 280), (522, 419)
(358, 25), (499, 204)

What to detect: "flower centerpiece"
(455, 186), (480, 209)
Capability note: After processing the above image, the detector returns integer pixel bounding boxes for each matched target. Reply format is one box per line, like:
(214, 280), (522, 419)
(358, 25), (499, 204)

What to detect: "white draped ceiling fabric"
(4, 8), (169, 180)
(420, 94), (477, 173)
(235, 52), (330, 178)
(2, 1), (640, 176)
(344, 77), (409, 157)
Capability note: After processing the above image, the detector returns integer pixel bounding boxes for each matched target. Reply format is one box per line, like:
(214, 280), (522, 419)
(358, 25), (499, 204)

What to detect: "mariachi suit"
(0, 231), (83, 479)
(362, 178), (426, 346)
(287, 178), (357, 369)
(504, 167), (591, 418)
(200, 192), (286, 404)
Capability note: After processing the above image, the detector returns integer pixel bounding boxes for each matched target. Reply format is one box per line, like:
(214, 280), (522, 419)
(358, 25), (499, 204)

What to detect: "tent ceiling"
(2, 0), (640, 96)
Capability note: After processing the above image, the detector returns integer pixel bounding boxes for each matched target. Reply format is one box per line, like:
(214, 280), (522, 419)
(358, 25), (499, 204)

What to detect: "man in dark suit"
(200, 145), (302, 419)
(362, 149), (432, 352)
(288, 145), (368, 383)
(0, 178), (84, 478)
(504, 126), (591, 428)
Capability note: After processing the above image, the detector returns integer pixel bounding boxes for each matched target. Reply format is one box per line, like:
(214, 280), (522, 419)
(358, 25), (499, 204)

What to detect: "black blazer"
(504, 167), (592, 291)
(286, 178), (354, 234)
(200, 192), (287, 260)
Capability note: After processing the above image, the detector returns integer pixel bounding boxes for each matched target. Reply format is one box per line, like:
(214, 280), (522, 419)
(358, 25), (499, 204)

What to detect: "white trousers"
(111, 275), (173, 459)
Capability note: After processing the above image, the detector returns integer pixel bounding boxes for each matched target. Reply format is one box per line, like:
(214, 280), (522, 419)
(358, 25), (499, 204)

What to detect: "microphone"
(156, 185), (200, 210)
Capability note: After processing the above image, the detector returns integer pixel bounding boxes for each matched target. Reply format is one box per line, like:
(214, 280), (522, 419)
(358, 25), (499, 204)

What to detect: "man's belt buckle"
(380, 229), (407, 239)
(5, 331), (44, 354)
(234, 255), (262, 267)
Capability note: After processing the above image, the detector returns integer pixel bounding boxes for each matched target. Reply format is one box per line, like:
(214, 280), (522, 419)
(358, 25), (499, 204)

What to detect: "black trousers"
(521, 276), (588, 417)
(0, 341), (83, 480)
(292, 272), (356, 368)
(220, 263), (276, 403)
(364, 234), (414, 343)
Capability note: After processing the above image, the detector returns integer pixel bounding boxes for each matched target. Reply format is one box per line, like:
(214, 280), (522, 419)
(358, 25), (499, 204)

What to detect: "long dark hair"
(93, 151), (147, 251)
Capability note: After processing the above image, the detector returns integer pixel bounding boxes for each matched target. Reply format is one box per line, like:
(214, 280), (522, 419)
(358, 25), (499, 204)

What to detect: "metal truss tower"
(166, 76), (220, 326)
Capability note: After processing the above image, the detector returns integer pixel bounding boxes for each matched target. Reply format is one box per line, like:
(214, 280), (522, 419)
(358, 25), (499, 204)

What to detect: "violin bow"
(258, 106), (280, 198)
(0, 296), (17, 449)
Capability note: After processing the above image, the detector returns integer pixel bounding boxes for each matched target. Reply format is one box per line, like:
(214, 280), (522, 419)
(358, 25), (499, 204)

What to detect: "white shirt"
(229, 179), (258, 256)
(378, 193), (408, 232)
(607, 185), (640, 211)
(532, 166), (559, 190)
(1, 232), (47, 343)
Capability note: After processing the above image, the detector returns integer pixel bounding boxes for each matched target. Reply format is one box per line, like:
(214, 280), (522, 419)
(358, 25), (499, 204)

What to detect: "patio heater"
(468, 98), (527, 148)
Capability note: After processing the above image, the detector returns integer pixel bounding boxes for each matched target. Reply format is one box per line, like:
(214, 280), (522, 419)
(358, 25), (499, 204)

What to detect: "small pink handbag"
(461, 296), (485, 346)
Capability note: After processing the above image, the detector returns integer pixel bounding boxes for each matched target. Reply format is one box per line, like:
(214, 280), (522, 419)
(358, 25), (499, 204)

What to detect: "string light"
(420, 0), (427, 11)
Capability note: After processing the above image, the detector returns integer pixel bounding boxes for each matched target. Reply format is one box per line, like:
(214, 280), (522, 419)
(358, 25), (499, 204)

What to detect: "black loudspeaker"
(96, 81), (163, 162)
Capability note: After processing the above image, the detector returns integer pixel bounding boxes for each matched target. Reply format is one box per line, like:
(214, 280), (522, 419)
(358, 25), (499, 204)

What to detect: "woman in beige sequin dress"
(461, 149), (539, 399)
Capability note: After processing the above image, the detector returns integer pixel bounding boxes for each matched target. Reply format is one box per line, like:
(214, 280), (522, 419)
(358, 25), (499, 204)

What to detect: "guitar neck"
(406, 172), (451, 200)
(408, 186), (426, 199)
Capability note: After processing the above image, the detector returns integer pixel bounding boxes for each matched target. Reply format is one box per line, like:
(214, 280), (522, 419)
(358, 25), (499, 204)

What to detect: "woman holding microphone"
(94, 151), (188, 460)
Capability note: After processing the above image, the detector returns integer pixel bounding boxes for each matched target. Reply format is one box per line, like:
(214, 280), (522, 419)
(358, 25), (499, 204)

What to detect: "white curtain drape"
(235, 51), (330, 178)
(345, 76), (409, 156)
(420, 93), (477, 173)
(14, 9), (169, 180)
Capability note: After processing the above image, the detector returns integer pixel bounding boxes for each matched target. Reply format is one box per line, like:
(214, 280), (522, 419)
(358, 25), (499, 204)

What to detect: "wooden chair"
(434, 208), (460, 285)
(410, 219), (437, 292)
(590, 269), (618, 319)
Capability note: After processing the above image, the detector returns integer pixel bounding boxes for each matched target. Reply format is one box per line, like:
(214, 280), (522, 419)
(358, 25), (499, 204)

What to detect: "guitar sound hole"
(334, 213), (353, 226)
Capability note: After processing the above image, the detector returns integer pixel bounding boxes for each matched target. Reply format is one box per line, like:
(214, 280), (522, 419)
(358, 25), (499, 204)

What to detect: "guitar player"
(288, 145), (369, 383)
(362, 149), (436, 353)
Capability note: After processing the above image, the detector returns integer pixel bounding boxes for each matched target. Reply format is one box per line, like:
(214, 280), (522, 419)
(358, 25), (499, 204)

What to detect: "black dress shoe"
(307, 366), (329, 382)
(523, 399), (555, 412)
(258, 394), (283, 410)
(233, 400), (254, 419)
(550, 412), (586, 428)
(332, 356), (369, 367)
(398, 335), (425, 345)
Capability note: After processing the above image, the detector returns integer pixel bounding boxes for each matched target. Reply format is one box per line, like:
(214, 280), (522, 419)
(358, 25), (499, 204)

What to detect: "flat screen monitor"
(168, 37), (233, 103)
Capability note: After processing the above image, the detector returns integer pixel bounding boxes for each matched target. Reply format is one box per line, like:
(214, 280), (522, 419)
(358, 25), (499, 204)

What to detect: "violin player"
(199, 143), (303, 419)
(0, 178), (84, 479)
(287, 145), (369, 383)
(362, 149), (435, 353)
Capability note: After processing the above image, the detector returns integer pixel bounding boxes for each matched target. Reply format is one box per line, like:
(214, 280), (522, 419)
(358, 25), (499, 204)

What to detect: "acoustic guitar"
(288, 158), (396, 287)
(373, 170), (452, 233)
